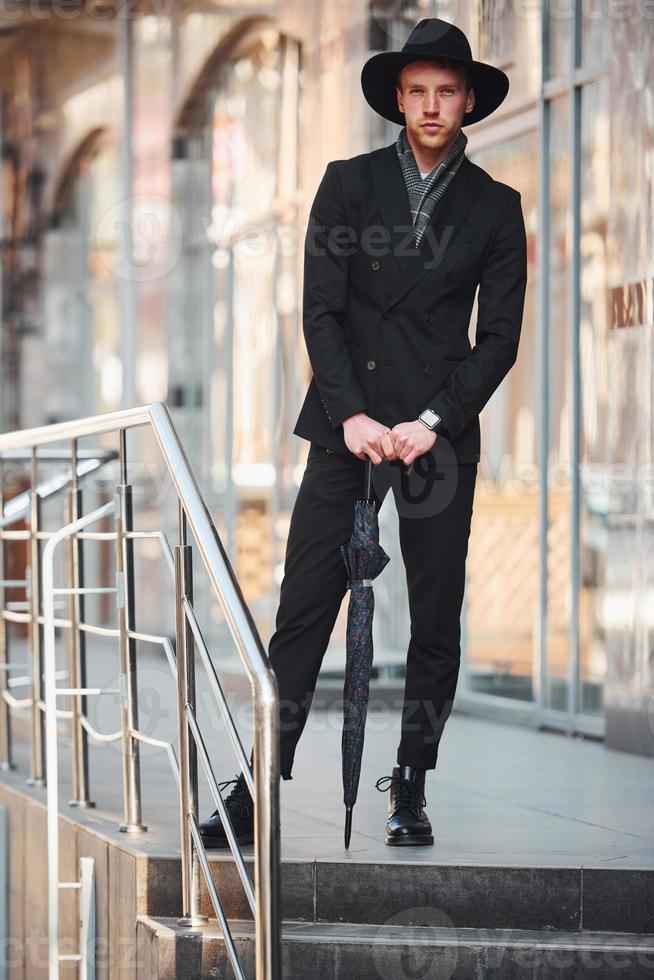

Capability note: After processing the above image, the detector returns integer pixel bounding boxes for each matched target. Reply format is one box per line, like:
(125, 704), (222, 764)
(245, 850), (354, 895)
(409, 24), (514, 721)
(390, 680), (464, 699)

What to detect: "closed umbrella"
(340, 454), (391, 848)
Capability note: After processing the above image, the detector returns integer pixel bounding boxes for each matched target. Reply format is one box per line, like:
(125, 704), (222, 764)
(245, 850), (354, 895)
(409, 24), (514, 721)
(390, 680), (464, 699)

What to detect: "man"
(200, 18), (527, 847)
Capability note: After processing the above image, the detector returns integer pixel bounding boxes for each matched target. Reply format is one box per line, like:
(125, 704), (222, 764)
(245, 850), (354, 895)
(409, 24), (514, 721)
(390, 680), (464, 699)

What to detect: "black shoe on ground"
(198, 770), (254, 849)
(375, 764), (434, 846)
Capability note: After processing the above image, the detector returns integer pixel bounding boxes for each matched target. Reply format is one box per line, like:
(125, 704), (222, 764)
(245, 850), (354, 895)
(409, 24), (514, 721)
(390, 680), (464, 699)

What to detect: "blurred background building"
(0, 0), (651, 756)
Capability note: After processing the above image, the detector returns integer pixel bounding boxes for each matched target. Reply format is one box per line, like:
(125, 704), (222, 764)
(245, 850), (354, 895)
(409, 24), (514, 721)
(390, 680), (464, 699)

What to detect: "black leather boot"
(375, 764), (434, 846)
(198, 769), (254, 849)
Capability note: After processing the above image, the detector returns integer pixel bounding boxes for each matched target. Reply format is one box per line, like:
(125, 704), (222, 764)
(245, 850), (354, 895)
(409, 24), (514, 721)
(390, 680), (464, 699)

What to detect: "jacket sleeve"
(422, 188), (528, 443)
(302, 161), (369, 430)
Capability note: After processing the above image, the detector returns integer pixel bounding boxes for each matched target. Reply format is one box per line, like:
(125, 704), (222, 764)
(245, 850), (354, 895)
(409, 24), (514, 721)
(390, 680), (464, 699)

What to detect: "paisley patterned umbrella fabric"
(340, 465), (391, 848)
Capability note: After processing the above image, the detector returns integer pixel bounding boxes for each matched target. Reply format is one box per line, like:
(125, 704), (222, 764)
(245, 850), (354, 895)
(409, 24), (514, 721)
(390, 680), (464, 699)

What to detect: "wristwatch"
(418, 408), (446, 434)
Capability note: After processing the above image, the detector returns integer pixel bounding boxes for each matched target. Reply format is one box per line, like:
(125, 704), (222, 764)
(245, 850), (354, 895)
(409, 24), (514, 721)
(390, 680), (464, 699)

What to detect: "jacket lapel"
(370, 142), (486, 311)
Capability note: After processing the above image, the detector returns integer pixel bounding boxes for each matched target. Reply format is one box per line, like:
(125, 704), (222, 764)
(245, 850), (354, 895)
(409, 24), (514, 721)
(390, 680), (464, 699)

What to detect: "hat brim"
(361, 51), (509, 126)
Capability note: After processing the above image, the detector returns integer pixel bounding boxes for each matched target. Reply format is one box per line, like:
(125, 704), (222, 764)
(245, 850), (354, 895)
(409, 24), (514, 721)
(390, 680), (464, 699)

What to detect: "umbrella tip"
(344, 805), (353, 849)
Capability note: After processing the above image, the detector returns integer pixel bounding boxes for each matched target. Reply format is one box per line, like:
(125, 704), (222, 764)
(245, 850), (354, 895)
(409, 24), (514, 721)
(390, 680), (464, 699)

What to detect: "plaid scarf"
(395, 125), (468, 247)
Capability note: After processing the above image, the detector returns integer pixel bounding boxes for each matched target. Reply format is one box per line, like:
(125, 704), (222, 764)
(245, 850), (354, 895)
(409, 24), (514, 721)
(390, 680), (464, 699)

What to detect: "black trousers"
(266, 441), (478, 780)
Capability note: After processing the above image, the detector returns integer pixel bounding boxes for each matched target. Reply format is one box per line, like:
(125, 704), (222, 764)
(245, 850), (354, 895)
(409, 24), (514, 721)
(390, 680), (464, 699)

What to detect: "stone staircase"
(135, 855), (654, 979)
(137, 849), (654, 980)
(137, 916), (654, 979)
(2, 707), (653, 978)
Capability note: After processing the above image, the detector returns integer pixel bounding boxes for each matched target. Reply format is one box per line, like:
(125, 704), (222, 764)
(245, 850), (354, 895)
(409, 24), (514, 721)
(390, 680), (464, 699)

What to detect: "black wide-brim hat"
(361, 18), (509, 126)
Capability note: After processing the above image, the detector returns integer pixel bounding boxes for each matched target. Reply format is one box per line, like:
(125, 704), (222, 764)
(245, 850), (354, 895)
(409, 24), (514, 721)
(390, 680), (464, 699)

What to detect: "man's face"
(396, 61), (475, 153)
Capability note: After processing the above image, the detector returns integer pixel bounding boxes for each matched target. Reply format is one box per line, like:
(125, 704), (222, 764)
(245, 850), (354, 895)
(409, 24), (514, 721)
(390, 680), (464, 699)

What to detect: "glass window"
(210, 33), (302, 613)
(546, 1), (573, 79)
(581, 0), (608, 70)
(170, 30), (302, 630)
(479, 0), (516, 68)
(464, 129), (539, 704)
(89, 145), (122, 414)
(43, 137), (120, 422)
(547, 94), (572, 711)
(579, 75), (610, 715)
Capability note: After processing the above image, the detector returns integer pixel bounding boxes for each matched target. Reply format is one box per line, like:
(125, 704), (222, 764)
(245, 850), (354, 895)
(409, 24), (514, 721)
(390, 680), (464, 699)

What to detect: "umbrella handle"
(363, 454), (414, 500)
(363, 455), (373, 501)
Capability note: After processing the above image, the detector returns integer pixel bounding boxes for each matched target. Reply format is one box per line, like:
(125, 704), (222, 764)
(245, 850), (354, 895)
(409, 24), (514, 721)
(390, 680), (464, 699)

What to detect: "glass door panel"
(464, 129), (539, 702)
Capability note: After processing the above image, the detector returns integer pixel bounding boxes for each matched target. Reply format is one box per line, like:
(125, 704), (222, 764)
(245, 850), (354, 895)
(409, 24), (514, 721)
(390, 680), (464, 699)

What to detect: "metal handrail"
(0, 403), (282, 980)
(0, 449), (117, 529)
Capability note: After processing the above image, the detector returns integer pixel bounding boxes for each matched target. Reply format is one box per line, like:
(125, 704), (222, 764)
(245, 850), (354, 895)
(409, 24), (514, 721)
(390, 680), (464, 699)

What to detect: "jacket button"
(424, 312), (434, 324)
(320, 396), (332, 421)
(367, 360), (376, 370)
(371, 261), (381, 270)
(424, 364), (434, 375)
(446, 270), (454, 280)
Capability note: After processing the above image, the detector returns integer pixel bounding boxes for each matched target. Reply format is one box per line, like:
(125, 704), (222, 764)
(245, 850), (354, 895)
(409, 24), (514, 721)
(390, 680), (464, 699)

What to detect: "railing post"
(0, 459), (13, 772)
(115, 429), (146, 833)
(65, 445), (94, 807)
(175, 518), (208, 927)
(253, 684), (283, 980)
(27, 448), (45, 786)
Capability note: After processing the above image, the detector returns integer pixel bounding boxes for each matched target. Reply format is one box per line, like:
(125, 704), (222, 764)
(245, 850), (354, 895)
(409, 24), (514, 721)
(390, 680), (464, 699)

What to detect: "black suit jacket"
(292, 141), (528, 464)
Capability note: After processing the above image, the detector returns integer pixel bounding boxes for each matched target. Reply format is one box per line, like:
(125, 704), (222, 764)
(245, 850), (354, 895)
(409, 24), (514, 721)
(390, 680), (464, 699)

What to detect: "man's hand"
(388, 420), (437, 466)
(342, 413), (398, 464)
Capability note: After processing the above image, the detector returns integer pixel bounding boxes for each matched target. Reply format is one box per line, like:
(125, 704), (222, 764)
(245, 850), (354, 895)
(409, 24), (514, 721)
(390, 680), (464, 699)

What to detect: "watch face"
(421, 409), (441, 427)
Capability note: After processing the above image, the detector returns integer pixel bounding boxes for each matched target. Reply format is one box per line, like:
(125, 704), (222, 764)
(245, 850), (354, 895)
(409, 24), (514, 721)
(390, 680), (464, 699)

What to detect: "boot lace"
(213, 772), (253, 817)
(375, 774), (426, 816)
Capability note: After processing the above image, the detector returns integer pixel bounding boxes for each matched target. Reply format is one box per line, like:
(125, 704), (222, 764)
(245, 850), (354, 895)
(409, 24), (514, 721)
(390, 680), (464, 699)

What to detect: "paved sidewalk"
(4, 641), (654, 870)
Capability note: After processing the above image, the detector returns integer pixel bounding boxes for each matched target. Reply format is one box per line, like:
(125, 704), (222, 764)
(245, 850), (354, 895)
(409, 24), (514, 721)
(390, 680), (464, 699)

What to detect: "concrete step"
(202, 855), (654, 934)
(136, 915), (654, 979)
(3, 767), (653, 979)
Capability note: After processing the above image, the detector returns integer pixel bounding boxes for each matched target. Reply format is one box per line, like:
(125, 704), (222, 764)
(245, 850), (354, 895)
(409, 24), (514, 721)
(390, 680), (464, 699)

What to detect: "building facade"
(0, 0), (651, 755)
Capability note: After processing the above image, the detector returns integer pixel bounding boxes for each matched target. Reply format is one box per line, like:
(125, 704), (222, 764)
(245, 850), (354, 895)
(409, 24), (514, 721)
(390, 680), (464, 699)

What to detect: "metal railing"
(0, 403), (282, 980)
(0, 447), (117, 784)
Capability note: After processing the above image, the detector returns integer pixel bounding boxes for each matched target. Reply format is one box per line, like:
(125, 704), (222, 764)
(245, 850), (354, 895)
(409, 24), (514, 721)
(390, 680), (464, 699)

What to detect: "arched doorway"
(45, 129), (122, 422)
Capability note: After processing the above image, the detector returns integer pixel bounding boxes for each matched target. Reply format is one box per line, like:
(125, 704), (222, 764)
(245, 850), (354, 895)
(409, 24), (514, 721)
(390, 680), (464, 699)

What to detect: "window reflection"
(45, 135), (120, 421)
(208, 32), (301, 611)
(581, 0), (608, 69)
(547, 94), (572, 710)
(546, 2), (573, 79)
(579, 76), (610, 714)
(465, 130), (539, 703)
